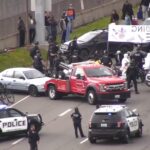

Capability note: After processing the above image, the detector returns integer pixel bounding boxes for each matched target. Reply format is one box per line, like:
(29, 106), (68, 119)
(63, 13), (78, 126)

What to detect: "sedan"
(0, 67), (50, 96)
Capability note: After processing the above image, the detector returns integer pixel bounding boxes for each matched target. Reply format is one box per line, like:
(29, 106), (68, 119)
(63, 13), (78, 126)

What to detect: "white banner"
(108, 24), (150, 43)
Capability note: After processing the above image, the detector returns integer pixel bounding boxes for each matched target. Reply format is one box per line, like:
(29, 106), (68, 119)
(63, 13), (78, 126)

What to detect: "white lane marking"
(58, 109), (72, 117)
(12, 138), (24, 145)
(80, 138), (88, 144)
(10, 95), (30, 108)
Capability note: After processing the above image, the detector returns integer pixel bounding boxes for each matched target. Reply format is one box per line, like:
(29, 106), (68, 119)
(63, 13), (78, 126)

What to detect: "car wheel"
(136, 126), (143, 137)
(48, 85), (60, 100)
(89, 137), (96, 144)
(29, 85), (38, 97)
(118, 98), (127, 103)
(86, 90), (97, 105)
(122, 130), (130, 144)
(79, 49), (89, 61)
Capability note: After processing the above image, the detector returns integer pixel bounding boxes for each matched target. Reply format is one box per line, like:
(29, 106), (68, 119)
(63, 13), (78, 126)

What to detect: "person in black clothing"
(30, 42), (40, 60)
(126, 61), (139, 94)
(122, 0), (134, 20)
(68, 36), (79, 63)
(131, 45), (145, 69)
(110, 9), (119, 24)
(47, 41), (58, 71)
(71, 107), (85, 138)
(28, 124), (40, 150)
(52, 52), (64, 78)
(48, 15), (57, 42)
(100, 51), (112, 67)
(33, 52), (44, 73)
(17, 17), (26, 47)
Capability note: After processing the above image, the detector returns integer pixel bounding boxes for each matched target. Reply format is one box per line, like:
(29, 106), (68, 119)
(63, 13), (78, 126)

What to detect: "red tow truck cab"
(44, 61), (130, 105)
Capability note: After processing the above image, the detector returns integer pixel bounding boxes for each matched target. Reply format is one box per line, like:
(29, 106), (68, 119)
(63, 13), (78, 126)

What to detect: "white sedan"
(0, 67), (50, 96)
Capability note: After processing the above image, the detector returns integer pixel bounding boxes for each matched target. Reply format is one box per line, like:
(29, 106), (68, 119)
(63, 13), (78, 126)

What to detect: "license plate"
(101, 123), (107, 127)
(115, 95), (120, 98)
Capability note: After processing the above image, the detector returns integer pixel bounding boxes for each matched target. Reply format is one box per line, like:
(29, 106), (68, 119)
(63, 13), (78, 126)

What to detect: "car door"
(0, 109), (11, 133)
(0, 69), (14, 89)
(70, 68), (86, 94)
(7, 108), (28, 132)
(13, 70), (27, 91)
(125, 109), (139, 132)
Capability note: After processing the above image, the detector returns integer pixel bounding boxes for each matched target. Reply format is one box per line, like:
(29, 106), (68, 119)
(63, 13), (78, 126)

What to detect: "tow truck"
(44, 61), (130, 105)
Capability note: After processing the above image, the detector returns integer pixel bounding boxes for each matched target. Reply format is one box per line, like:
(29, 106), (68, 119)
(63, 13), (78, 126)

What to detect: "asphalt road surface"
(1, 83), (150, 150)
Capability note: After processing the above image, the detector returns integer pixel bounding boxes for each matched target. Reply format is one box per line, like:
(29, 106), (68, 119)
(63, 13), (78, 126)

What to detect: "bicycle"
(0, 83), (15, 105)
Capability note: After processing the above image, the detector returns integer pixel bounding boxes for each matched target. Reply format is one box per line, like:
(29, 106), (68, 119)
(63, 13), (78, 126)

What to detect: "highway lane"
(1, 83), (150, 150)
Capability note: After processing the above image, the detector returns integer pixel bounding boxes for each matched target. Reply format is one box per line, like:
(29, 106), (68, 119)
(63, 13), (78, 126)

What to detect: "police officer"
(28, 124), (40, 150)
(47, 41), (58, 71)
(68, 36), (79, 63)
(131, 45), (145, 69)
(71, 107), (85, 138)
(30, 42), (40, 60)
(53, 53), (64, 78)
(126, 61), (139, 94)
(33, 52), (44, 73)
(100, 50), (112, 67)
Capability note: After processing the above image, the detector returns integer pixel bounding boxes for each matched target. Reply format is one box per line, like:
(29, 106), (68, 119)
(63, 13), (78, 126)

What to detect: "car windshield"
(23, 69), (45, 79)
(77, 31), (101, 42)
(84, 67), (113, 77)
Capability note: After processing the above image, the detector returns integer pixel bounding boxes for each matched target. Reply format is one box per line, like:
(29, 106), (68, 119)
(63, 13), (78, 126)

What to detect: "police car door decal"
(127, 117), (139, 132)
(0, 117), (27, 133)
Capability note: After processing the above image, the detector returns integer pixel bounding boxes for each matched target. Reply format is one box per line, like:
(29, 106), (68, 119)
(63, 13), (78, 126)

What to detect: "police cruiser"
(0, 105), (43, 137)
(88, 105), (143, 144)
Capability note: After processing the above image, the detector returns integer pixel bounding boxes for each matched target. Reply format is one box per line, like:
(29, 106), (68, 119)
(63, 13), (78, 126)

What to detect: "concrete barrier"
(74, 0), (141, 27)
(0, 0), (140, 49)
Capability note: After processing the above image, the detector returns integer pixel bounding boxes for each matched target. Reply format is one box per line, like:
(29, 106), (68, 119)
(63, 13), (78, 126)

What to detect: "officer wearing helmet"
(71, 107), (85, 138)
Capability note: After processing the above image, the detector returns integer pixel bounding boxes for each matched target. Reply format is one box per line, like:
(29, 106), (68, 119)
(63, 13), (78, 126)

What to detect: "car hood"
(87, 76), (125, 84)
(28, 77), (51, 85)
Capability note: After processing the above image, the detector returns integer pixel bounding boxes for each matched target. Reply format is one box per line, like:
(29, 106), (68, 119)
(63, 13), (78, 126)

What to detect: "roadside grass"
(0, 5), (139, 71)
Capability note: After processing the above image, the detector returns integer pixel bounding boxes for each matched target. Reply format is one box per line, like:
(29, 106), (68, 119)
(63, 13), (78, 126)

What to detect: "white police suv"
(88, 105), (143, 144)
(0, 105), (43, 137)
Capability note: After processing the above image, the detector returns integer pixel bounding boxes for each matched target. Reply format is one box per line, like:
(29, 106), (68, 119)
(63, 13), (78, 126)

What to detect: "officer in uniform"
(131, 45), (145, 69)
(33, 52), (44, 73)
(68, 36), (79, 63)
(126, 61), (139, 94)
(28, 124), (40, 150)
(47, 41), (58, 72)
(30, 42), (40, 60)
(71, 107), (85, 138)
(100, 51), (112, 67)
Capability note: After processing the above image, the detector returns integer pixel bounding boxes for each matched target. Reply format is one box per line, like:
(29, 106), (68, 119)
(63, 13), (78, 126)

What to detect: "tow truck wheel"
(48, 85), (57, 100)
(87, 90), (96, 105)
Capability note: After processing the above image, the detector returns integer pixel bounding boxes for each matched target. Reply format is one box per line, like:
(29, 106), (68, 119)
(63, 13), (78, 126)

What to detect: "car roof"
(0, 104), (8, 110)
(2, 67), (36, 72)
(95, 105), (126, 113)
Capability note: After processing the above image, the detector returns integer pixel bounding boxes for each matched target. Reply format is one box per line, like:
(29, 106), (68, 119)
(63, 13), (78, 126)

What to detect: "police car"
(88, 105), (143, 144)
(0, 105), (43, 137)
